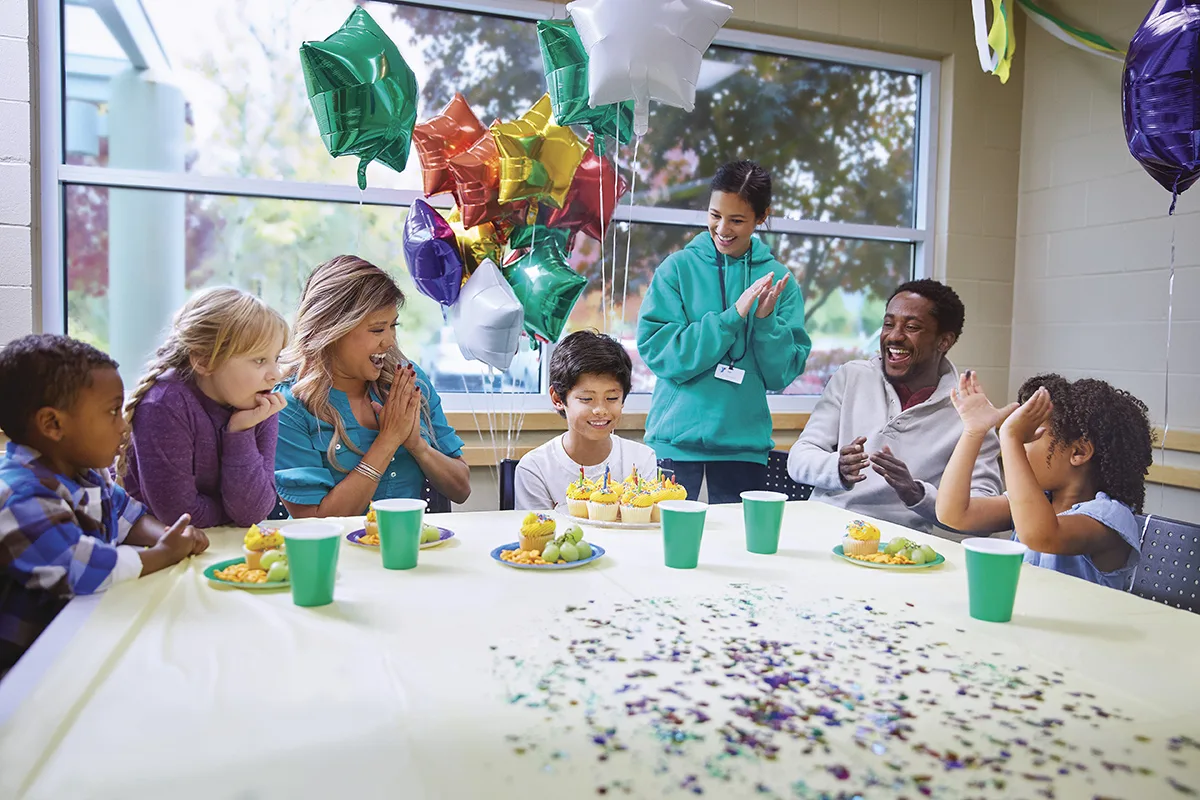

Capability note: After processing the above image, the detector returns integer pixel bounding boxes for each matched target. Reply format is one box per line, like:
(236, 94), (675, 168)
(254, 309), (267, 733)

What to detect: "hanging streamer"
(971, 0), (1016, 83)
(1015, 0), (1126, 62)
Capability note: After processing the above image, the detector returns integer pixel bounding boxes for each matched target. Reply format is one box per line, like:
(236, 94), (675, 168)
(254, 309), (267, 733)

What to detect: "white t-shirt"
(514, 433), (659, 512)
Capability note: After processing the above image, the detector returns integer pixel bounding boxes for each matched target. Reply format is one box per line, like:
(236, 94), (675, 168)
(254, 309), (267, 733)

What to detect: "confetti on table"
(491, 585), (1199, 798)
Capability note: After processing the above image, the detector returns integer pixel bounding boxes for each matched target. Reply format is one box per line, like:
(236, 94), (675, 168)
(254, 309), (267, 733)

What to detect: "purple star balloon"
(402, 199), (465, 306)
(1122, 0), (1200, 205)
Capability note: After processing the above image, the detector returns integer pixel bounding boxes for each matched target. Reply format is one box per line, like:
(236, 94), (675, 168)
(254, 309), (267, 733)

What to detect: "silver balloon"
(448, 259), (524, 372)
(566, 0), (733, 136)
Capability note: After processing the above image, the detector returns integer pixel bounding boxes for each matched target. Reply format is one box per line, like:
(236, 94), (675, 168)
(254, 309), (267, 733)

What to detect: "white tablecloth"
(1, 502), (1197, 799)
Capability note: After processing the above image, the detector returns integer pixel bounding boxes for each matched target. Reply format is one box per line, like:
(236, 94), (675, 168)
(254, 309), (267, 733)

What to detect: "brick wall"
(1011, 4), (1200, 520)
(0, 0), (34, 342)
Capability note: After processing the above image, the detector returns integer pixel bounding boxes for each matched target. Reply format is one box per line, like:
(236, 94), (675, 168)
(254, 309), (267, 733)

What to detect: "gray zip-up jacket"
(787, 355), (1003, 538)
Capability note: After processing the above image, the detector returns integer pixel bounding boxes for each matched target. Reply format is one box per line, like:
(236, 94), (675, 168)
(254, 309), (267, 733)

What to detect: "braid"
(115, 338), (192, 482)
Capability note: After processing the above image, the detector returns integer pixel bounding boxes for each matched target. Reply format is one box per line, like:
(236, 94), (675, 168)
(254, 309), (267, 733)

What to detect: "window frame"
(38, 0), (941, 414)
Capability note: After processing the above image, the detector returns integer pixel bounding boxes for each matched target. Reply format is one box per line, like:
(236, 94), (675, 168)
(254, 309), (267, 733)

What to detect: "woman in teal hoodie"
(636, 161), (811, 503)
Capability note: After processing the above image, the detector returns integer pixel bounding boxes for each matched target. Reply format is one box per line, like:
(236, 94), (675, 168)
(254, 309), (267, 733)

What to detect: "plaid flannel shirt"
(0, 442), (147, 673)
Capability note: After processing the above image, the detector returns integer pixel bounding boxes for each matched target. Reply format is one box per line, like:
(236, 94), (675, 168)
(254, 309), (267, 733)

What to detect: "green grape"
(919, 545), (937, 562)
(564, 525), (584, 544)
(266, 562), (289, 582)
(260, 550), (286, 570)
(542, 543), (560, 563)
(559, 541), (580, 562)
(884, 538), (905, 555)
(574, 540), (592, 560)
(420, 524), (440, 544)
(909, 549), (928, 565)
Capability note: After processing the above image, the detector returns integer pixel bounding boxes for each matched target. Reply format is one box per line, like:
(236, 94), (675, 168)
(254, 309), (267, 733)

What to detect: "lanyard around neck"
(717, 253), (751, 366)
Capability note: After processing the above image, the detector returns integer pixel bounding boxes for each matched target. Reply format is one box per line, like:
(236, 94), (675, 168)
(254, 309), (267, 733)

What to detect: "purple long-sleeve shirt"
(124, 373), (279, 528)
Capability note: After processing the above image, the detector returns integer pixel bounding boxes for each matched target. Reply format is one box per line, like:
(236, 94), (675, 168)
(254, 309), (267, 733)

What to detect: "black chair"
(498, 458), (519, 511)
(423, 479), (452, 514)
(765, 450), (813, 501)
(656, 453), (813, 501)
(1132, 514), (1200, 614)
(267, 497), (290, 521)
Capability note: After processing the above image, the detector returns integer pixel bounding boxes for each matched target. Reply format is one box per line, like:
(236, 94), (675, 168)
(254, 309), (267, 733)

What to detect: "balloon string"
(598, 144), (607, 334)
(609, 118), (623, 334)
(357, 188), (365, 253)
(1134, 212), (1176, 589)
(618, 135), (641, 338)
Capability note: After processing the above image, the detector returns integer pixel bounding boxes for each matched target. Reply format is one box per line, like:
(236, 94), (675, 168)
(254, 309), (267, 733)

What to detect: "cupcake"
(620, 488), (655, 524)
(519, 512), (556, 554)
(843, 519), (881, 557)
(243, 523), (284, 570)
(651, 477), (687, 522)
(587, 484), (620, 523)
(364, 505), (378, 538)
(566, 469), (593, 518)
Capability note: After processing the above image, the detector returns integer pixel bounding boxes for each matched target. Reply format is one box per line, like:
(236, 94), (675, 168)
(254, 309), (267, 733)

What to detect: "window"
(46, 0), (938, 410)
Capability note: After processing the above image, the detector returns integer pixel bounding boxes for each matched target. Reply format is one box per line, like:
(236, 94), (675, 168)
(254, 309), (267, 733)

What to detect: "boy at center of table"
(514, 331), (658, 511)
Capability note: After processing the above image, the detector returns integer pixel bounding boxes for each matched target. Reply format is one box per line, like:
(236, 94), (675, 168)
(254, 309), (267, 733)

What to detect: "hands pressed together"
(734, 272), (791, 319)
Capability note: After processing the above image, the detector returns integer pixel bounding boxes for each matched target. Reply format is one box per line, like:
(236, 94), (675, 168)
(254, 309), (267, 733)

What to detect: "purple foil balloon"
(402, 199), (464, 305)
(1122, 0), (1200, 205)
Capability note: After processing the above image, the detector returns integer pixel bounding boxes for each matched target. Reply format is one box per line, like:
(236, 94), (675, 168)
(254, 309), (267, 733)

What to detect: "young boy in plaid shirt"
(0, 334), (209, 675)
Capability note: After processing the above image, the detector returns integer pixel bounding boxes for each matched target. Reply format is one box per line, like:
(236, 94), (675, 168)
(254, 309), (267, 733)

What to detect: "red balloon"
(412, 93), (488, 198)
(448, 122), (528, 229)
(547, 144), (628, 241)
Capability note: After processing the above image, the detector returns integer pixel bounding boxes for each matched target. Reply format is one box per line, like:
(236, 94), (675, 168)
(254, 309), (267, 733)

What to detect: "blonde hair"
(284, 255), (432, 472)
(117, 287), (290, 479)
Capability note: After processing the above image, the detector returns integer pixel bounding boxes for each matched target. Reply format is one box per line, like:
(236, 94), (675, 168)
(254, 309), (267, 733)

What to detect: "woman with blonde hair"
(274, 256), (470, 517)
(121, 287), (290, 527)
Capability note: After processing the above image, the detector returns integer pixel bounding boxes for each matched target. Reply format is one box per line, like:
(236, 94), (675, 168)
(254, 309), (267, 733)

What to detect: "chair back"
(1132, 513), (1200, 614)
(499, 458), (519, 511)
(765, 450), (813, 501)
(423, 480), (452, 514)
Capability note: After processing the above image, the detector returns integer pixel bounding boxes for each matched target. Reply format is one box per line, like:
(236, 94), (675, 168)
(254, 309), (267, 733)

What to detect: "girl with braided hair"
(937, 371), (1154, 589)
(119, 288), (289, 528)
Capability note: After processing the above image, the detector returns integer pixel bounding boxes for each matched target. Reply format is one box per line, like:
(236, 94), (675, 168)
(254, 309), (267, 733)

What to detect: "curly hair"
(1018, 373), (1153, 512)
(0, 334), (119, 442)
(889, 279), (965, 336)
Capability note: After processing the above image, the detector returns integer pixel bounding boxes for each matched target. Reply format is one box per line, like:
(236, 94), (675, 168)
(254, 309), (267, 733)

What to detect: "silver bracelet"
(354, 462), (382, 482)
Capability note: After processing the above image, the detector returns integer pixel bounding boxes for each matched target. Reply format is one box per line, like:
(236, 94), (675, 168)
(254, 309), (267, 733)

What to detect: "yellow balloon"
(492, 94), (587, 209)
(447, 208), (507, 274)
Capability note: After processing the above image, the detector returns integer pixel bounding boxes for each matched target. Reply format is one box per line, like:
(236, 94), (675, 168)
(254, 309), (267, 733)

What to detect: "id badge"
(714, 364), (745, 385)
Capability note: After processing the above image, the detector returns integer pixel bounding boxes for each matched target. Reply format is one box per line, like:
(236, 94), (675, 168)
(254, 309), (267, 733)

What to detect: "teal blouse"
(273, 365), (464, 510)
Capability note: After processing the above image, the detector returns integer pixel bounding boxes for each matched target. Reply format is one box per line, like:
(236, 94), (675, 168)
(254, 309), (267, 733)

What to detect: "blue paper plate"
(490, 541), (606, 570)
(832, 544), (946, 570)
(346, 526), (454, 549)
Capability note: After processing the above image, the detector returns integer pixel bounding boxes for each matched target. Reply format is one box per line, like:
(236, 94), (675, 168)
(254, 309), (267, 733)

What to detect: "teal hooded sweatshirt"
(636, 231), (811, 465)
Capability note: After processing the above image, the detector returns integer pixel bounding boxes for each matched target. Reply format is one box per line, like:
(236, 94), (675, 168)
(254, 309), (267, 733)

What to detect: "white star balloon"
(567, 0), (733, 136)
(448, 260), (524, 372)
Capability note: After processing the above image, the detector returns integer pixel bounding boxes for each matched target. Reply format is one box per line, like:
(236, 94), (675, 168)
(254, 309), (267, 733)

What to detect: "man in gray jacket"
(787, 279), (1002, 537)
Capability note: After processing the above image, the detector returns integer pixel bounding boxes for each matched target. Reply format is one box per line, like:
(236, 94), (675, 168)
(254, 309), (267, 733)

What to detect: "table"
(1, 503), (1198, 799)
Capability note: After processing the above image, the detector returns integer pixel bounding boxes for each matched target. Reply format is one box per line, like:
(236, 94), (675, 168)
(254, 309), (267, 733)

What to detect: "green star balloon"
(537, 19), (634, 154)
(502, 240), (588, 343)
(300, 7), (419, 190)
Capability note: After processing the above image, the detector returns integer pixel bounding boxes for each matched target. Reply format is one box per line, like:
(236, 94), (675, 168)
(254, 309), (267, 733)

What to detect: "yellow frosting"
(846, 520), (881, 541)
(520, 512), (556, 537)
(366, 506), (376, 523)
(566, 478), (594, 501)
(623, 491), (655, 509)
(244, 523), (283, 551)
(589, 488), (618, 504)
(659, 483), (687, 502)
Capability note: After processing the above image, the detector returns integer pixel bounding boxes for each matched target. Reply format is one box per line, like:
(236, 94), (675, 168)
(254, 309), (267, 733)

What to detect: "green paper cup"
(281, 522), (342, 607)
(659, 500), (707, 569)
(740, 491), (787, 555)
(963, 538), (1028, 622)
(373, 498), (426, 570)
